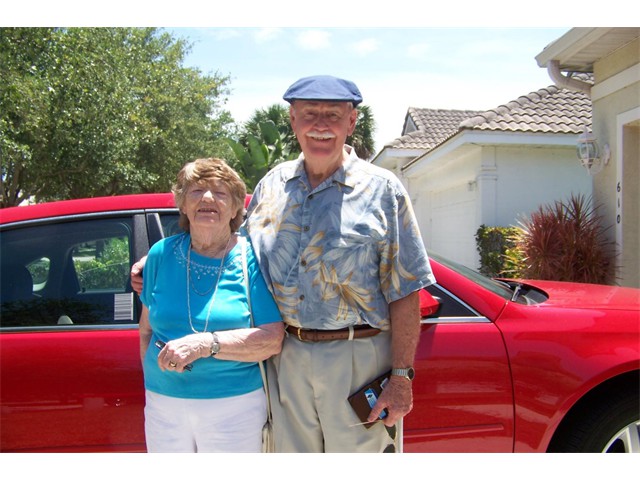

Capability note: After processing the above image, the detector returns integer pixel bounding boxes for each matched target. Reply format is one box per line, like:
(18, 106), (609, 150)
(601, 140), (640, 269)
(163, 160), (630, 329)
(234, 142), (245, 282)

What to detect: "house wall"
(591, 37), (640, 287)
(408, 147), (478, 266)
(494, 146), (592, 224)
(406, 144), (592, 270)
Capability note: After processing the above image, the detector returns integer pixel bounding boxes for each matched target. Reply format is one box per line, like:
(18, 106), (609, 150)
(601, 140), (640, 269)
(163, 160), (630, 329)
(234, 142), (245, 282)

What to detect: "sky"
(167, 26), (571, 152)
(7, 0), (632, 157)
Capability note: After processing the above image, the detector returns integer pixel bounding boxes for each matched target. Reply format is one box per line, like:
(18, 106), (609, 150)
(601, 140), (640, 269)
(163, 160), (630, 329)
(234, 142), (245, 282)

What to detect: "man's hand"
(367, 376), (413, 427)
(130, 255), (147, 295)
(369, 291), (420, 426)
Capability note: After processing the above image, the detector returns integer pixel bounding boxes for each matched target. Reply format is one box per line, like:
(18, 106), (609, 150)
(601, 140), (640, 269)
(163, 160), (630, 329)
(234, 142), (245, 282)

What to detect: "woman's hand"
(157, 322), (285, 372)
(157, 333), (211, 373)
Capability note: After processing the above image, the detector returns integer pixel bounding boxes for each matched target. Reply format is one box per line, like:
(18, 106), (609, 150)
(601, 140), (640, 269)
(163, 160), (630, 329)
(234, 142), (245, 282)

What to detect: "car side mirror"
(419, 289), (441, 318)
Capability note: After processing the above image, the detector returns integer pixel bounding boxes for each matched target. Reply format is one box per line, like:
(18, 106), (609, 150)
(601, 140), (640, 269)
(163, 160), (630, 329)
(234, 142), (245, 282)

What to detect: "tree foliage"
(1, 27), (233, 207)
(348, 105), (376, 160)
(242, 104), (299, 153)
(226, 117), (298, 192)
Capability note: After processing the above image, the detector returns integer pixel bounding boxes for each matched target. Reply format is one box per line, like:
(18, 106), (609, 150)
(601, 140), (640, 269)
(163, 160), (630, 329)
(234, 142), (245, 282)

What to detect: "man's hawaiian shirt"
(245, 146), (435, 330)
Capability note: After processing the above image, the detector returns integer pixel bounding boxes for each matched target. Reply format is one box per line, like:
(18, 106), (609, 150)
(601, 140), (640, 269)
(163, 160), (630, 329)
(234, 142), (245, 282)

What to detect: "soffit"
(536, 27), (640, 72)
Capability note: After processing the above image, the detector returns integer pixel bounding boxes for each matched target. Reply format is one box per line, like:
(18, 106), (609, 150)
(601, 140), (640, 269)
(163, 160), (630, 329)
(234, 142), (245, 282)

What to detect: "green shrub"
(475, 225), (523, 278)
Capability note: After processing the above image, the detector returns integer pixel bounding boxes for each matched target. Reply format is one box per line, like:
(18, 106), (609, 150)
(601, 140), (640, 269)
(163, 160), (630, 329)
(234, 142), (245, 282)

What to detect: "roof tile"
(384, 77), (593, 150)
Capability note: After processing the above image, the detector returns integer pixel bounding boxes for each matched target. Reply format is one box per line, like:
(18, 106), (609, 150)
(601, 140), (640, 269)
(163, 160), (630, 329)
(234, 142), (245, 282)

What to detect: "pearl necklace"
(186, 235), (231, 334)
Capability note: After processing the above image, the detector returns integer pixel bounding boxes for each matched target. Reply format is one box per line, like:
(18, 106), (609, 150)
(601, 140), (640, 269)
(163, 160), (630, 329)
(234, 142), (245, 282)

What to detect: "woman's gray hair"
(172, 158), (247, 233)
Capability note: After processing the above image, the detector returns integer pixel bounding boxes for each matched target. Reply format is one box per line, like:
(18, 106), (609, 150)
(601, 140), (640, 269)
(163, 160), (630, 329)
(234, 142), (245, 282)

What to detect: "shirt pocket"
(308, 233), (379, 322)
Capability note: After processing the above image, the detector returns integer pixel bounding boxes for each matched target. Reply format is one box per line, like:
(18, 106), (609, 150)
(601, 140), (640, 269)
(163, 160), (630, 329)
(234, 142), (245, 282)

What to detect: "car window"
(27, 256), (51, 293)
(429, 251), (514, 301)
(423, 283), (479, 319)
(73, 236), (130, 292)
(159, 212), (181, 238)
(1, 217), (136, 329)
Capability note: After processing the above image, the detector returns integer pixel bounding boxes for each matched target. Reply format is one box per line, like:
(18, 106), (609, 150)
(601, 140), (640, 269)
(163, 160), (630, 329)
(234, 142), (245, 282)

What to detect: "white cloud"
(350, 38), (379, 56)
(296, 30), (332, 50)
(254, 28), (284, 43)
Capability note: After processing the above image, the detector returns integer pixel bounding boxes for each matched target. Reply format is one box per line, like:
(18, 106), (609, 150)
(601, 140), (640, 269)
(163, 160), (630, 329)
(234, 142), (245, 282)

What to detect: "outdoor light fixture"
(577, 129), (610, 175)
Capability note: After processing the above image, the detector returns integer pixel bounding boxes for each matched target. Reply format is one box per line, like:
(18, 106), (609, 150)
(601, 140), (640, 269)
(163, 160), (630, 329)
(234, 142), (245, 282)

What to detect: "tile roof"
(384, 77), (593, 150)
(460, 84), (592, 134)
(387, 108), (484, 149)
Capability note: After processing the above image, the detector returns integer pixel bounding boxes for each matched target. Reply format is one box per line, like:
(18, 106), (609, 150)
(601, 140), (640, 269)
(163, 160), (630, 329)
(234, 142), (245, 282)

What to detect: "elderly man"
(245, 75), (435, 452)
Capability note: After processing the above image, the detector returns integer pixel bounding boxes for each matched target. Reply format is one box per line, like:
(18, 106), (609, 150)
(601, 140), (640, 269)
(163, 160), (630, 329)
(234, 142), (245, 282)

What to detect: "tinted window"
(159, 212), (181, 238)
(1, 217), (135, 328)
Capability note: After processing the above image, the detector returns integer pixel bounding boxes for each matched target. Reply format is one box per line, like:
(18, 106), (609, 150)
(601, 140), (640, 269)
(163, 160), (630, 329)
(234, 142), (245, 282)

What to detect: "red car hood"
(522, 279), (640, 311)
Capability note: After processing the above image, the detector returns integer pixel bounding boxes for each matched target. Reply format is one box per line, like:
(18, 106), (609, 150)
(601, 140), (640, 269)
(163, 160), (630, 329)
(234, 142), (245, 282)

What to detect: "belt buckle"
(296, 327), (304, 342)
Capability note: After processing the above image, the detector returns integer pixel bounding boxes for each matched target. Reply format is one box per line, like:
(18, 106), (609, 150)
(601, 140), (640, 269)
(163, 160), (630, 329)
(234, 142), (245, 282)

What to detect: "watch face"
(210, 335), (220, 355)
(407, 367), (415, 380)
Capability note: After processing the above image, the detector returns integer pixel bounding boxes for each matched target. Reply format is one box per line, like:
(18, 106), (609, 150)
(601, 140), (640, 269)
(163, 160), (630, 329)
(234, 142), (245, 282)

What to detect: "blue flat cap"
(283, 75), (363, 106)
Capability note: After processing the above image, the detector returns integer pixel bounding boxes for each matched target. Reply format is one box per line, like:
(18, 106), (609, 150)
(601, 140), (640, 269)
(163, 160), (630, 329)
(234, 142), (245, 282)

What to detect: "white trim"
(403, 130), (578, 178)
(616, 107), (640, 278)
(535, 28), (613, 67)
(592, 64), (640, 102)
(421, 317), (490, 325)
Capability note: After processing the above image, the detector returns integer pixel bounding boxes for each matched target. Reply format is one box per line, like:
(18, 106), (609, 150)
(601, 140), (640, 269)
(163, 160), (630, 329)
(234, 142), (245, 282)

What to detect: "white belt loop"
(348, 326), (354, 341)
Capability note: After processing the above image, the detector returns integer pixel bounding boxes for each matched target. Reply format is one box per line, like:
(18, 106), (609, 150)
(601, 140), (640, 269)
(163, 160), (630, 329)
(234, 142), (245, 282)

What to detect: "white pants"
(144, 388), (266, 453)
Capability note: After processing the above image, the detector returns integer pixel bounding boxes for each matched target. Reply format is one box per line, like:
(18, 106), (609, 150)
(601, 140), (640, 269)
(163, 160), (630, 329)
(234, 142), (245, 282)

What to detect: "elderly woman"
(138, 158), (283, 453)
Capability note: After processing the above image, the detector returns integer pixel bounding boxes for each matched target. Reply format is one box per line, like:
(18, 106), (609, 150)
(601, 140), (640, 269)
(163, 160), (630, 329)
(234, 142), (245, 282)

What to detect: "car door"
(403, 283), (514, 452)
(0, 212), (150, 452)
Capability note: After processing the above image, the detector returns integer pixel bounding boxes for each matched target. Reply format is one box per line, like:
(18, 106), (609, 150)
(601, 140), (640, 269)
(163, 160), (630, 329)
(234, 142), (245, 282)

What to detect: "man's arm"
(367, 290), (421, 426)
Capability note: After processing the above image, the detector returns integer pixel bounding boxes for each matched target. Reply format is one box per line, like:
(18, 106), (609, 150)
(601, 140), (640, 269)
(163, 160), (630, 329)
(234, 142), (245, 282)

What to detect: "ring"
(169, 361), (177, 368)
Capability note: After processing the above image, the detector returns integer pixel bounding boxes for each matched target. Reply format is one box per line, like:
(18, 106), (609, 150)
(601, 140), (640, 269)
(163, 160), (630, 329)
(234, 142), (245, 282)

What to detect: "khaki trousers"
(266, 330), (399, 452)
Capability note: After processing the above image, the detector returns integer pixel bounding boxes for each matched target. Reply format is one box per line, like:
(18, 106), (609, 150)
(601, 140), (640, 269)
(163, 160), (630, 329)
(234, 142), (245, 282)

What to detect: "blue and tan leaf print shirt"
(245, 146), (436, 331)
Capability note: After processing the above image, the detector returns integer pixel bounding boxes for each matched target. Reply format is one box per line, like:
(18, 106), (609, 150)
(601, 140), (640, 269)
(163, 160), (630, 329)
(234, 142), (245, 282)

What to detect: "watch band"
(391, 367), (415, 381)
(210, 332), (220, 357)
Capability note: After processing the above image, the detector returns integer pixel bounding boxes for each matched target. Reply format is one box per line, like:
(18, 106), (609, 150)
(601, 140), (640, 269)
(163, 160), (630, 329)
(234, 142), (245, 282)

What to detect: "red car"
(1, 194), (638, 452)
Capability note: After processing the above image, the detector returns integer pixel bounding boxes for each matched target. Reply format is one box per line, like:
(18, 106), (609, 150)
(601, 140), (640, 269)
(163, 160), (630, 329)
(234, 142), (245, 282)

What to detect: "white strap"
(240, 236), (272, 423)
(348, 325), (354, 341)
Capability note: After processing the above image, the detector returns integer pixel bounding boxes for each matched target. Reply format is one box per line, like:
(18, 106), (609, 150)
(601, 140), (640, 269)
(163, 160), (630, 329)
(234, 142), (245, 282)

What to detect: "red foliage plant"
(515, 194), (615, 285)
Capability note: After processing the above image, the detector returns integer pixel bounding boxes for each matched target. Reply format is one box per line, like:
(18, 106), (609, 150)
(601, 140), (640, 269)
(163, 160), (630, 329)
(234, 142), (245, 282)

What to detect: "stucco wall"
(406, 144), (592, 270)
(495, 146), (592, 224)
(592, 39), (640, 287)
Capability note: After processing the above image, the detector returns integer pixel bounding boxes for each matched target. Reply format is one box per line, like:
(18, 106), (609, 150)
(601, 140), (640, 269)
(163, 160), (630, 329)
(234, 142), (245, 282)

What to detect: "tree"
(1, 27), (233, 207)
(226, 119), (298, 191)
(242, 104), (299, 153)
(348, 105), (376, 160)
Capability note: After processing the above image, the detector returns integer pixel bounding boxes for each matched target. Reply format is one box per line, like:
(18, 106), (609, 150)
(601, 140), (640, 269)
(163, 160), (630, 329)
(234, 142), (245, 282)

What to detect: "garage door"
(428, 184), (477, 268)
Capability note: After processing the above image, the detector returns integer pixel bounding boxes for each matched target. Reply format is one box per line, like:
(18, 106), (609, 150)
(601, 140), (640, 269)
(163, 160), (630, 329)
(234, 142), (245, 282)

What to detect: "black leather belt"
(285, 324), (381, 342)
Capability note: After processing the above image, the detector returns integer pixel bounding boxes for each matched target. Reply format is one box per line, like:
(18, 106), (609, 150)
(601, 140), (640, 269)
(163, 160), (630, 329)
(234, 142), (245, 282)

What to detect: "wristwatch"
(210, 332), (220, 357)
(391, 367), (415, 381)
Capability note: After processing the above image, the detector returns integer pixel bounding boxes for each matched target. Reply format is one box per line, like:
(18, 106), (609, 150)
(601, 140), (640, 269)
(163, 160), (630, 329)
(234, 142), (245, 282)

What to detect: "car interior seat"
(0, 263), (34, 303)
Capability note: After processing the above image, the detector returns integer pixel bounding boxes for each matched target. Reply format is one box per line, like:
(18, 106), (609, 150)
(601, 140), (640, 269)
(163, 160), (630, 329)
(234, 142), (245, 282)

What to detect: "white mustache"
(306, 131), (336, 140)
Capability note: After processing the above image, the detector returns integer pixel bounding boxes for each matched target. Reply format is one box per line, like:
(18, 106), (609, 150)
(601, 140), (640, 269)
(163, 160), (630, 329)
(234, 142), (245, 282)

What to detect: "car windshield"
(428, 251), (515, 300)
